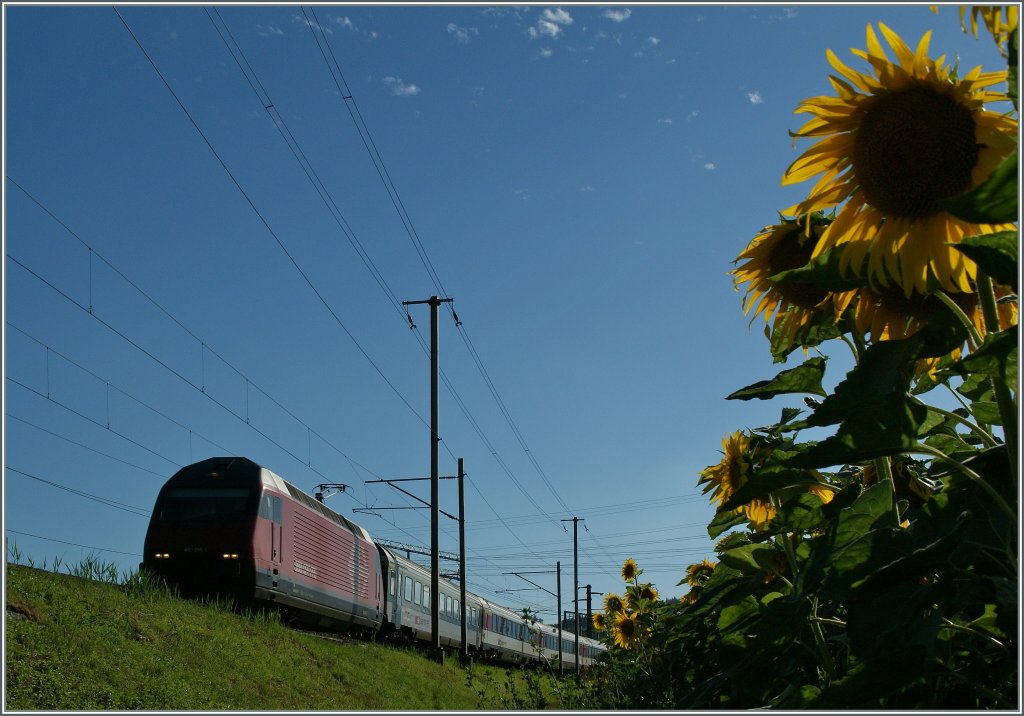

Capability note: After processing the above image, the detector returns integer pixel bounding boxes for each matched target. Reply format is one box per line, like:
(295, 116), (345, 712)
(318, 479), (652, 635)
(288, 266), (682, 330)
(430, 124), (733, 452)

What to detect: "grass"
(4, 557), (570, 710)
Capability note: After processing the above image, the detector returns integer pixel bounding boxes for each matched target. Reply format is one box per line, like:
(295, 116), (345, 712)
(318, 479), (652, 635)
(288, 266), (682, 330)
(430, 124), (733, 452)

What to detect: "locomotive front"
(142, 457), (263, 602)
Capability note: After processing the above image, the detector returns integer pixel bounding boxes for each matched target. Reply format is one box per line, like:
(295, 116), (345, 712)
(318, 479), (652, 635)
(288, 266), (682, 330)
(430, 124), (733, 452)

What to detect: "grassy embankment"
(5, 561), (565, 710)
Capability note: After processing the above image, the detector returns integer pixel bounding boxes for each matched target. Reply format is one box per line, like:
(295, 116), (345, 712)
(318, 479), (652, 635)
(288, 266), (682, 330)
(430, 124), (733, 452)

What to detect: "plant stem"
(934, 290), (983, 350)
(940, 618), (1009, 653)
(873, 456), (901, 526)
(975, 271), (1018, 483)
(920, 401), (998, 448)
(809, 597), (837, 681)
(912, 442), (1017, 526)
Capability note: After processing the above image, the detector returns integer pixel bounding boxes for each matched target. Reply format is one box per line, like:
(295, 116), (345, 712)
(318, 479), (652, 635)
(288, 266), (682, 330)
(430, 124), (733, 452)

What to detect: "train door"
(265, 493), (283, 571)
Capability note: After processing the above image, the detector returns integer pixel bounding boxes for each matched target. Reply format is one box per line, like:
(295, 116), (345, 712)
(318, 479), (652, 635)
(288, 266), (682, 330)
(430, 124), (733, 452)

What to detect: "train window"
(471, 607), (477, 627)
(447, 595), (454, 617)
(404, 576), (413, 602)
(389, 572), (396, 596)
(423, 586), (430, 610)
(159, 488), (254, 522)
(414, 581), (422, 606)
(455, 600), (460, 620)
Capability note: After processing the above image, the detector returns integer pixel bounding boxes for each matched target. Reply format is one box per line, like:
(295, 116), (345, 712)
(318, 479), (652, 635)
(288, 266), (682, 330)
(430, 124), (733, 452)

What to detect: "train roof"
(169, 457), (373, 542)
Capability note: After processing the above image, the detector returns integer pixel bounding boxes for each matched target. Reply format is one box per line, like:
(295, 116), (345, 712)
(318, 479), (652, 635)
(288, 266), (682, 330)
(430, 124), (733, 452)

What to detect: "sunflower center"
(853, 84), (978, 219)
(768, 226), (829, 308)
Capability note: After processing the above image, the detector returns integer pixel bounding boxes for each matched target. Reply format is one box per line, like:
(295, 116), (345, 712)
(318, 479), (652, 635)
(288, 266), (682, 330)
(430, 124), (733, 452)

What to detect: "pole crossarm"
(375, 538), (461, 562)
(364, 479), (459, 521)
(505, 571), (557, 599)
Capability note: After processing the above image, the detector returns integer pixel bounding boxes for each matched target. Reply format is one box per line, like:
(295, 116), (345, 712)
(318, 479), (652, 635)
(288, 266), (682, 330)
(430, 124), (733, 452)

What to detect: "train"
(141, 456), (605, 668)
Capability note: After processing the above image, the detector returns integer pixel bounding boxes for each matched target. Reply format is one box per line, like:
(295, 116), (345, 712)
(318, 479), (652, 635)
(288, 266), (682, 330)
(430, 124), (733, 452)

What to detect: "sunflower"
(639, 584), (659, 602)
(604, 593), (624, 613)
(684, 558), (717, 587)
(783, 22), (1017, 298)
(621, 558), (638, 581)
(592, 612), (607, 632)
(732, 215), (833, 323)
(612, 611), (640, 649)
(698, 432), (776, 529)
(698, 431), (750, 510)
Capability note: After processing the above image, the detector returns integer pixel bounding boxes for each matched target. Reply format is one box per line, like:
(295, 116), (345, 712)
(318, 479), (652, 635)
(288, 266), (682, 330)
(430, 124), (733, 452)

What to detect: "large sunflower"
(783, 22), (1017, 297)
(621, 558), (639, 582)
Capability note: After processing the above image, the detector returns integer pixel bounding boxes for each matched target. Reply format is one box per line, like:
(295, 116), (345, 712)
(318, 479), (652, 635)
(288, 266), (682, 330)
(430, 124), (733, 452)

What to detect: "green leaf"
(727, 357), (828, 400)
(707, 509), (748, 539)
(952, 231), (1019, 291)
(787, 394), (929, 467)
(716, 543), (778, 575)
(760, 491), (832, 534)
(970, 400), (1003, 426)
(719, 466), (819, 511)
(953, 325), (1018, 385)
(941, 151), (1019, 224)
(769, 245), (869, 292)
(769, 306), (842, 363)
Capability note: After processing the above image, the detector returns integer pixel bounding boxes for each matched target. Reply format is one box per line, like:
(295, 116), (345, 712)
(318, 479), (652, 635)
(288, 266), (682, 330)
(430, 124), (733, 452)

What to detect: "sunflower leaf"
(769, 246), (868, 292)
(719, 467), (820, 511)
(769, 307), (843, 363)
(941, 150), (1018, 224)
(950, 230), (1019, 291)
(785, 394), (930, 468)
(950, 325), (1018, 385)
(707, 509), (748, 539)
(727, 357), (828, 400)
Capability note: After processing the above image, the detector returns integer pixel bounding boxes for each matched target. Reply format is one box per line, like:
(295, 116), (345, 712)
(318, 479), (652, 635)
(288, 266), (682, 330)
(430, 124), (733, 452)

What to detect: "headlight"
(154, 553), (170, 560)
(222, 553), (239, 560)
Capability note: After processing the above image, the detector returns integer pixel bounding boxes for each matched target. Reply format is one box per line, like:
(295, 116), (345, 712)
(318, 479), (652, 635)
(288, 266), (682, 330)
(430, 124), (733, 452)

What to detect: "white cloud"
(368, 31), (379, 40)
(539, 47), (554, 58)
(335, 16), (356, 31)
(528, 20), (562, 39)
(256, 24), (284, 37)
(704, 162), (716, 170)
(648, 36), (660, 45)
(447, 22), (478, 43)
(294, 15), (332, 34)
(542, 8), (573, 25)
(602, 8), (632, 22)
(384, 76), (420, 96)
(657, 118), (673, 125)
(747, 91), (763, 105)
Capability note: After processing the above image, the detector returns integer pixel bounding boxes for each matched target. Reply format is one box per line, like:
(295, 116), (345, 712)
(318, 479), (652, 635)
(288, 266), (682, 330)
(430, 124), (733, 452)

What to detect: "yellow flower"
(621, 558), (638, 581)
(808, 480), (836, 505)
(684, 559), (717, 587)
(604, 593), (624, 613)
(681, 588), (700, 606)
(732, 216), (832, 325)
(592, 612), (607, 632)
(639, 584), (659, 602)
(698, 431), (750, 511)
(613, 611), (640, 649)
(698, 431), (776, 529)
(783, 22), (1017, 298)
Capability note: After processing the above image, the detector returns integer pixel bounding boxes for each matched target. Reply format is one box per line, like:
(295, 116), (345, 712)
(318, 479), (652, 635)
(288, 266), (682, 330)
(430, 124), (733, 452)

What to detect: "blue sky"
(4, 3), (1011, 615)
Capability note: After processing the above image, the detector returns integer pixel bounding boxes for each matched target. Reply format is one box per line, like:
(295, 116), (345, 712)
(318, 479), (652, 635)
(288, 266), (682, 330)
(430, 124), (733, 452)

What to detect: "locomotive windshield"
(157, 487), (255, 522)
